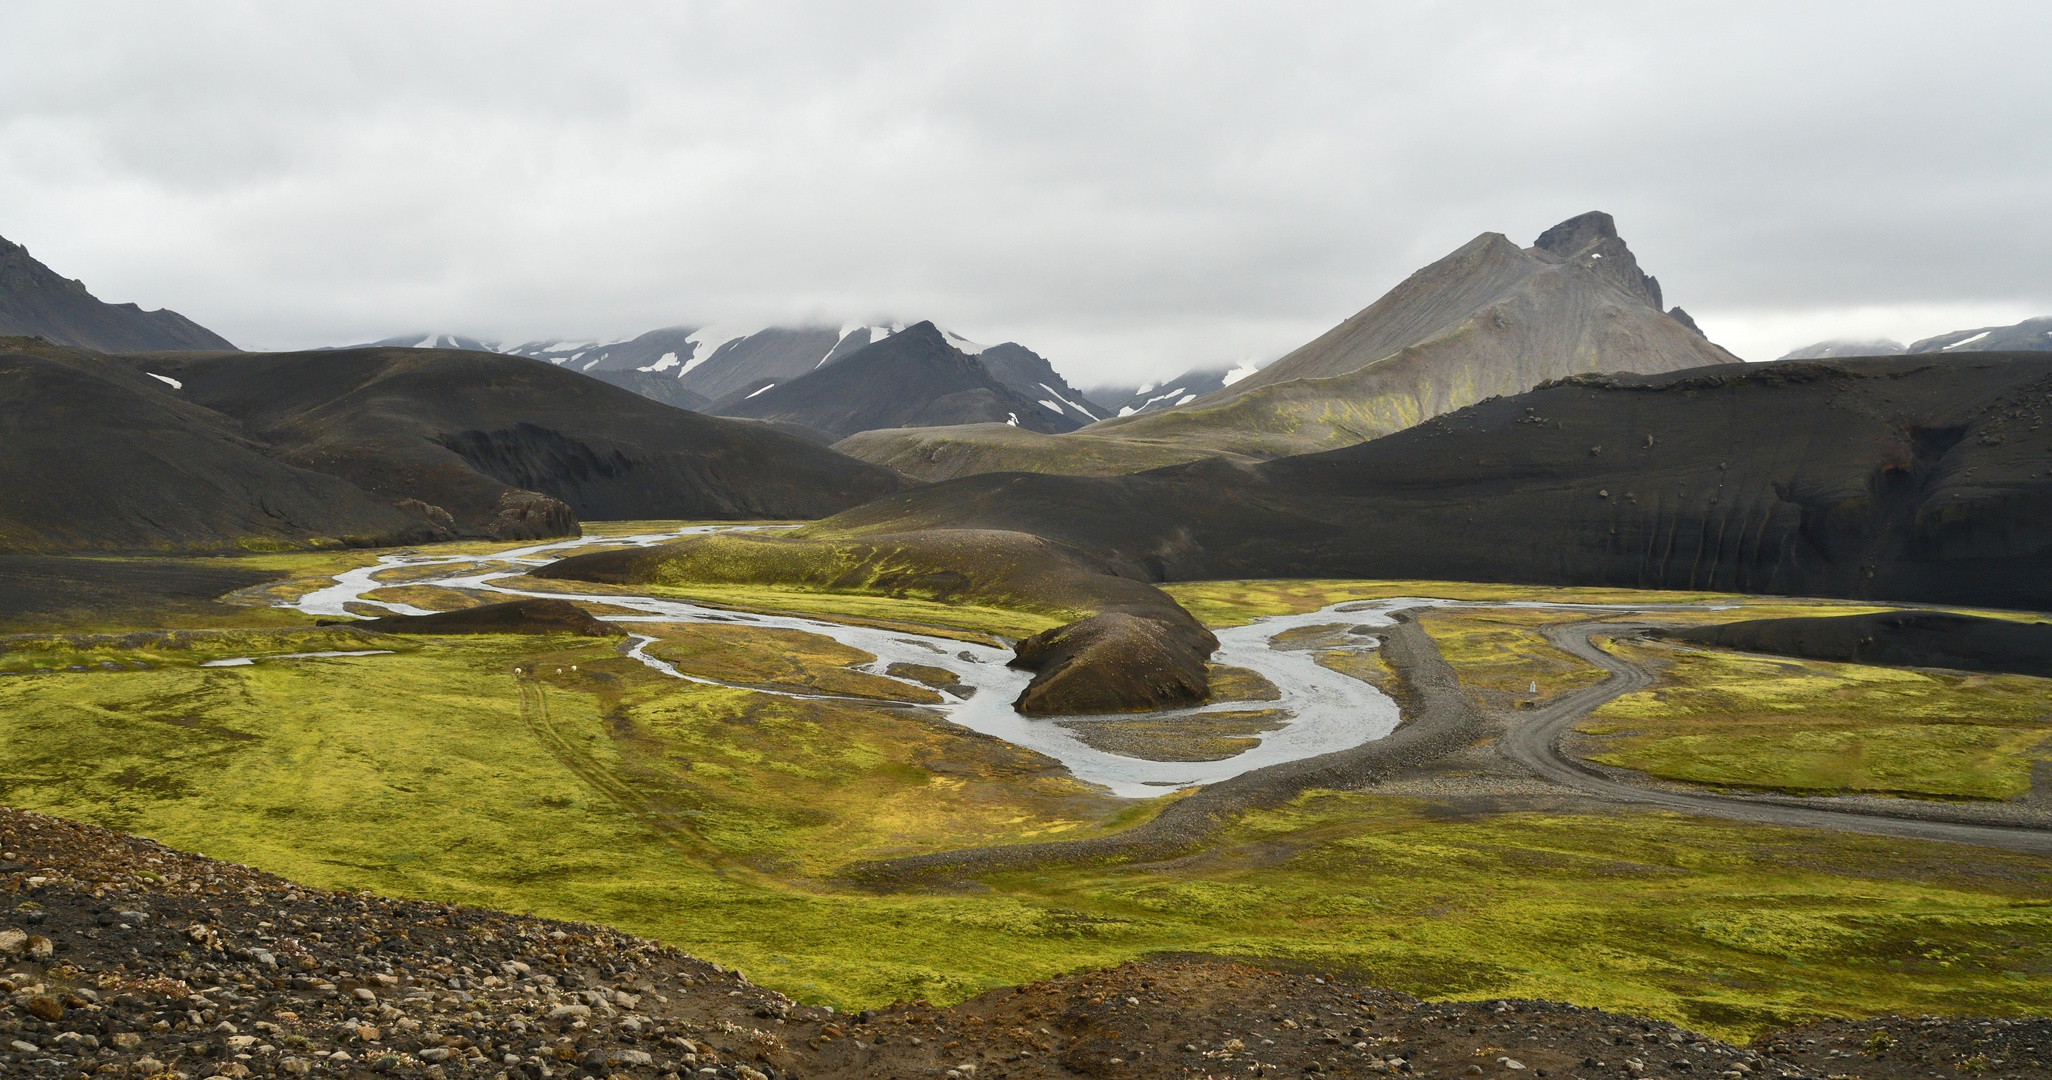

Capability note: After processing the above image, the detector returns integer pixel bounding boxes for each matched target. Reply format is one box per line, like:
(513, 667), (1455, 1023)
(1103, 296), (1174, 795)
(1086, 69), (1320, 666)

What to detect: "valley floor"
(1, 525), (2048, 1056)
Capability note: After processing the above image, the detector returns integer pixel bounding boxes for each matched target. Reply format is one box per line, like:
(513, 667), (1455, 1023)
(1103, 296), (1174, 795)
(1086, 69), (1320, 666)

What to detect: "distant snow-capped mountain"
(353, 324), (1109, 432)
(1091, 362), (1262, 418)
(1777, 316), (2052, 361)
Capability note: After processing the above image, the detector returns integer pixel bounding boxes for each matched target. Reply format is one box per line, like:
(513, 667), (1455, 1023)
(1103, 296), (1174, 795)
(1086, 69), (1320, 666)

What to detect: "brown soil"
(1056, 710), (1289, 762)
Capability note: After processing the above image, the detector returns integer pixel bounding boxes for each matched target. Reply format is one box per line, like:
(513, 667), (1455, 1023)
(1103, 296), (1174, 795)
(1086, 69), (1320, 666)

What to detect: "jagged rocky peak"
(1531, 211), (1663, 311)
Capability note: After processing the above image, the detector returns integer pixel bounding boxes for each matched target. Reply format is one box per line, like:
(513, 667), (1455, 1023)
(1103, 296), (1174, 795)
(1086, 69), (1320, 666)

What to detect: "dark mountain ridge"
(0, 235), (235, 352)
(135, 346), (911, 535)
(822, 352), (2052, 611)
(711, 322), (1078, 436)
(0, 337), (908, 554)
(0, 341), (430, 554)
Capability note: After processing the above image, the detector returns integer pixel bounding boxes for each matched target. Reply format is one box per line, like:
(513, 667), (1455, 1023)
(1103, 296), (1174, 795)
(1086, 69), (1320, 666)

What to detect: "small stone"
(735, 1069), (768, 1080)
(213, 1063), (252, 1078)
(353, 987), (378, 1003)
(112, 1032), (144, 1051)
(356, 1024), (380, 1042)
(27, 995), (63, 1021)
(0, 928), (25, 955)
(420, 1048), (453, 1063)
(1499, 1059), (1526, 1071)
(546, 1004), (591, 1021)
(8, 1038), (38, 1053)
(137, 1056), (168, 1073)
(279, 1059), (312, 1076)
(24, 935), (53, 961)
(620, 1050), (654, 1066)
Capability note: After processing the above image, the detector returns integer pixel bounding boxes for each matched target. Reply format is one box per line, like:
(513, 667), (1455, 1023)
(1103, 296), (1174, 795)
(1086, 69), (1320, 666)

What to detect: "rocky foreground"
(2, 808), (2044, 1080)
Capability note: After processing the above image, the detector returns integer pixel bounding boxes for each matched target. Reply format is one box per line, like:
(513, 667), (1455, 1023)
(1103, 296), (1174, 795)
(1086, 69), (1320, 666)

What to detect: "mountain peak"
(0, 233), (236, 351)
(1531, 211), (1663, 310)
(1532, 211), (1621, 255)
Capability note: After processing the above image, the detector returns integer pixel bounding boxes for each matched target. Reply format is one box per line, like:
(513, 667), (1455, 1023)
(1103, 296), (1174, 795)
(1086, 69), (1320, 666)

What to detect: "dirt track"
(1504, 623), (2052, 855)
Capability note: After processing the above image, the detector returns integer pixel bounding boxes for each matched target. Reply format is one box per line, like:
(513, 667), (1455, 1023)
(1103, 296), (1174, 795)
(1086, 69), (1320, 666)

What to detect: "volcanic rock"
(1009, 612), (1217, 715)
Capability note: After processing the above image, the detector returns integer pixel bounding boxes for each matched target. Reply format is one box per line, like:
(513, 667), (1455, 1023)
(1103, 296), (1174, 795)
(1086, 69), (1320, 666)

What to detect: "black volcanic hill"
(0, 235), (235, 352)
(0, 341), (430, 554)
(711, 322), (1074, 436)
(1, 337), (908, 554)
(130, 346), (911, 538)
(821, 353), (2052, 611)
(1663, 611), (2052, 679)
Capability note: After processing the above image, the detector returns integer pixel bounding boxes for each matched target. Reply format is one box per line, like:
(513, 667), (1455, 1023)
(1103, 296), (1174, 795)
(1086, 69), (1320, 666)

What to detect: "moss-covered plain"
(1580, 639), (2052, 800)
(4, 626), (2049, 1035)
(1413, 609), (1609, 706)
(639, 622), (943, 703)
(4, 548), (2050, 1037)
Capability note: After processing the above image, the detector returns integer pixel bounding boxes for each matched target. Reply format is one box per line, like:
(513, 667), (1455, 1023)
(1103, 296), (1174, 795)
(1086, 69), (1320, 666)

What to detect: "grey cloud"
(1, 1), (2046, 382)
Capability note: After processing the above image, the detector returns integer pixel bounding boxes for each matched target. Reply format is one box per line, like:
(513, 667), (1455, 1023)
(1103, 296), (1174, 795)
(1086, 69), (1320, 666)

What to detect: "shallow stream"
(280, 526), (1712, 798)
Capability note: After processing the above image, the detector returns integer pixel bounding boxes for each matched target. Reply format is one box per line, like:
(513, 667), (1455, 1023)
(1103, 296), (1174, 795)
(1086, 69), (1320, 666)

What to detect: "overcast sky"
(3, 2), (2047, 388)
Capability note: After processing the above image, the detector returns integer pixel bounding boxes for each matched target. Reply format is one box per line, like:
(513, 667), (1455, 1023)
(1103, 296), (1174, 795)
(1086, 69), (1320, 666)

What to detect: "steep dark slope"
(0, 341), (429, 554)
(0, 235), (235, 351)
(975, 342), (1108, 425)
(712, 322), (1072, 437)
(128, 346), (910, 537)
(821, 353), (2052, 610)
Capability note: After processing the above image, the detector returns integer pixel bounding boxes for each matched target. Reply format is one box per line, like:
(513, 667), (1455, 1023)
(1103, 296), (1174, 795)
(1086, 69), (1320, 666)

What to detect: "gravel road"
(1502, 623), (2052, 855)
